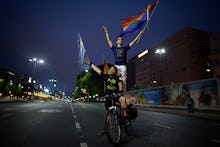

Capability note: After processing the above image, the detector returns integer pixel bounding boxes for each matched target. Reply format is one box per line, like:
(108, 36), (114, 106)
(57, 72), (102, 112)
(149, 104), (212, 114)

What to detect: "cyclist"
(84, 55), (132, 134)
(103, 25), (145, 93)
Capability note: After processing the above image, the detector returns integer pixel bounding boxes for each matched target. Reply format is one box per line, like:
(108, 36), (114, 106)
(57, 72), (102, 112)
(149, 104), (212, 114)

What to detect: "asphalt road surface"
(0, 101), (220, 147)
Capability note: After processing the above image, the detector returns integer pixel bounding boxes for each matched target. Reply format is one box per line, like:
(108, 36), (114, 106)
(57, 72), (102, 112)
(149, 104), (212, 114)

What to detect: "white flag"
(77, 33), (90, 71)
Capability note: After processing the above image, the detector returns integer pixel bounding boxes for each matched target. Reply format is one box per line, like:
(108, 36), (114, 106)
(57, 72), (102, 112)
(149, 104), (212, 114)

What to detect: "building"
(127, 27), (211, 89)
(127, 55), (137, 90)
(209, 32), (220, 77)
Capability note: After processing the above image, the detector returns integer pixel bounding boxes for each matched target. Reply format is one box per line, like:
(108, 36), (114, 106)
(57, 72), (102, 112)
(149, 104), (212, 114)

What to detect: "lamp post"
(155, 48), (166, 86)
(28, 58), (44, 96)
(29, 57), (44, 77)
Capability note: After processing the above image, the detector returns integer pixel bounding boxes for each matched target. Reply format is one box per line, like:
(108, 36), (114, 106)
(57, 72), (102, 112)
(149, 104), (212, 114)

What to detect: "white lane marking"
(70, 104), (75, 114)
(75, 121), (81, 129)
(73, 115), (77, 119)
(80, 143), (88, 147)
(39, 109), (62, 113)
(154, 123), (171, 129)
(1, 113), (12, 117)
(211, 139), (220, 144)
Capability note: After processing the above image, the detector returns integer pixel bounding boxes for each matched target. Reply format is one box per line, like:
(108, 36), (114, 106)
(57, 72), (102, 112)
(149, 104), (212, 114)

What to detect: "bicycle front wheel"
(106, 110), (122, 144)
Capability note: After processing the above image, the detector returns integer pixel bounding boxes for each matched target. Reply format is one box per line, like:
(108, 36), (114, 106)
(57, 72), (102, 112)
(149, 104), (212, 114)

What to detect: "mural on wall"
(161, 79), (218, 107)
(127, 88), (160, 105)
(128, 78), (219, 107)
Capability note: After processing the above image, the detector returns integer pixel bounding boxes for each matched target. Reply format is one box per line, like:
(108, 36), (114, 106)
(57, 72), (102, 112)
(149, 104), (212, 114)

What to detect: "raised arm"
(84, 55), (102, 75)
(103, 26), (113, 48)
(90, 64), (102, 75)
(129, 29), (145, 48)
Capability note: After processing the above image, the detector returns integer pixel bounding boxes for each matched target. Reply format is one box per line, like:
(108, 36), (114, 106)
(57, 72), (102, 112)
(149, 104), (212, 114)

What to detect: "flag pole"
(143, 0), (159, 32)
(136, 0), (159, 43)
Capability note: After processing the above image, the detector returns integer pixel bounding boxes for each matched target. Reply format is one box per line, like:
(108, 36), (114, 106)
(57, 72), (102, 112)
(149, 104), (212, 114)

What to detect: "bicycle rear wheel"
(106, 110), (122, 144)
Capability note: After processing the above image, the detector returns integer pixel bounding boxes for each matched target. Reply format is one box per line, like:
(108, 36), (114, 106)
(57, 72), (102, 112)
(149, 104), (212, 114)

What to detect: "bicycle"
(105, 93), (133, 145)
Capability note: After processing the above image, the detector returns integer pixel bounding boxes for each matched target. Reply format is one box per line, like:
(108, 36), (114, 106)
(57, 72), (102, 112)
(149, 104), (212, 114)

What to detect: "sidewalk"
(0, 97), (28, 103)
(136, 104), (220, 121)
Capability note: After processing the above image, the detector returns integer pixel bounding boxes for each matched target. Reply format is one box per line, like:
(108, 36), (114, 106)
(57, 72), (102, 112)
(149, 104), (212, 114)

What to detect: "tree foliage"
(72, 65), (106, 99)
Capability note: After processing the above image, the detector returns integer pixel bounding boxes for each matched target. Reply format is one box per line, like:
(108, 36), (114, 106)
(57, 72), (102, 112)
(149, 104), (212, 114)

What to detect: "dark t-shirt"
(101, 72), (121, 95)
(111, 45), (130, 65)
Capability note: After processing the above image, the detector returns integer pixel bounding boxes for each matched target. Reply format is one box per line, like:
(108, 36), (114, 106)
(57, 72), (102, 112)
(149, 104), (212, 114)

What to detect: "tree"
(72, 64), (108, 99)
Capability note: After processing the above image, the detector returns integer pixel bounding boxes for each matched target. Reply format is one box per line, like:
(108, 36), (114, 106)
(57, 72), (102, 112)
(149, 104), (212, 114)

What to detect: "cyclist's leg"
(119, 96), (128, 117)
(115, 65), (127, 93)
(119, 65), (127, 87)
(119, 96), (133, 125)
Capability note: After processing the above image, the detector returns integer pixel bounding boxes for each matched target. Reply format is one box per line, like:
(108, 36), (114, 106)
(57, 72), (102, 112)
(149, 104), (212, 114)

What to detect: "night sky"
(1, 0), (220, 95)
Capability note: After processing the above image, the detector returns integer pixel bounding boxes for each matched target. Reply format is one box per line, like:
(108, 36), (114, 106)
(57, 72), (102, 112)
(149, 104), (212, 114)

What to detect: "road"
(0, 101), (220, 147)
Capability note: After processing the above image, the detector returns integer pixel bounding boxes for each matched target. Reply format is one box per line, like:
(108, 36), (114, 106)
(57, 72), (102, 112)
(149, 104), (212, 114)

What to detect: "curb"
(136, 105), (220, 121)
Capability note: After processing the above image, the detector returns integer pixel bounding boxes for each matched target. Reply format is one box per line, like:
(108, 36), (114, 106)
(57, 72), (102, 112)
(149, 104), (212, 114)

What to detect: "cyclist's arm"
(91, 63), (102, 75)
(84, 55), (102, 75)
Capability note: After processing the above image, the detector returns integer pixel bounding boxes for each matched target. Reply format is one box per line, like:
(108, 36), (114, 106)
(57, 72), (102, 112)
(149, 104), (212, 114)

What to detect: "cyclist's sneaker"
(124, 116), (131, 126)
(99, 129), (106, 136)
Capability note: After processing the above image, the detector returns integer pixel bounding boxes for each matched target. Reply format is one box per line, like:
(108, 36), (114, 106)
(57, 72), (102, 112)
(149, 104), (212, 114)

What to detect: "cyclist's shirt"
(111, 45), (130, 65)
(101, 73), (122, 95)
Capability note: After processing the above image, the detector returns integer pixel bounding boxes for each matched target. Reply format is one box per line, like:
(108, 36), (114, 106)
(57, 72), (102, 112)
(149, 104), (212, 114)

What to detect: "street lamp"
(155, 48), (166, 86)
(29, 57), (44, 76)
(155, 48), (166, 54)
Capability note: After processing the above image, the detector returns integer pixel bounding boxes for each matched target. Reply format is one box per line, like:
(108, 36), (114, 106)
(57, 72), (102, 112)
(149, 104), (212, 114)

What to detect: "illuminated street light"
(38, 59), (44, 63)
(155, 48), (166, 54)
(29, 57), (44, 76)
(49, 79), (57, 82)
(206, 69), (211, 72)
(152, 80), (157, 84)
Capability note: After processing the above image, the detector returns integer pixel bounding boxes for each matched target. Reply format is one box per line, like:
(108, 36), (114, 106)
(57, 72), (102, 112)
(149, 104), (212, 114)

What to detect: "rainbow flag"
(120, 0), (158, 36)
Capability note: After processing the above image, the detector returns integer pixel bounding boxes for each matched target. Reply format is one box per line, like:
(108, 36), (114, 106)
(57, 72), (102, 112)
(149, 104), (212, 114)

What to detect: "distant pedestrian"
(186, 94), (194, 113)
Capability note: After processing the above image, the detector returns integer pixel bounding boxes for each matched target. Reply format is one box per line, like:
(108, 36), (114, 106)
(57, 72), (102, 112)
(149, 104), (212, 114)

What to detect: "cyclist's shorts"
(105, 96), (119, 110)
